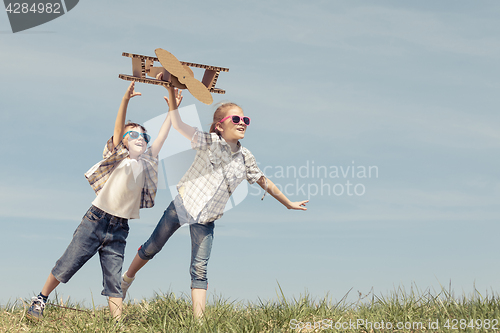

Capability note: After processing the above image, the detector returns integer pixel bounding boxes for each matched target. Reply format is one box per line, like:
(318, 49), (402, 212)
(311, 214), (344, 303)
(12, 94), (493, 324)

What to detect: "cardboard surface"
(154, 48), (213, 105)
(202, 70), (217, 89)
(119, 51), (229, 104)
(118, 74), (171, 88)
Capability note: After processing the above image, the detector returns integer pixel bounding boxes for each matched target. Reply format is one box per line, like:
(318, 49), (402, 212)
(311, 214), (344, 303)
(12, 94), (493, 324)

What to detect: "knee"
(138, 243), (160, 260)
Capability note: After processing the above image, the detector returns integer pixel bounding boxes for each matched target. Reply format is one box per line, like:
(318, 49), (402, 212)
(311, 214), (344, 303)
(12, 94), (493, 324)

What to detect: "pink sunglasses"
(219, 115), (251, 126)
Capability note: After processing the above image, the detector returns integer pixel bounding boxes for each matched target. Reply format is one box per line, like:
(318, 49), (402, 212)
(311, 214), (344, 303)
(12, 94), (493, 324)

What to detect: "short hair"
(124, 120), (147, 133)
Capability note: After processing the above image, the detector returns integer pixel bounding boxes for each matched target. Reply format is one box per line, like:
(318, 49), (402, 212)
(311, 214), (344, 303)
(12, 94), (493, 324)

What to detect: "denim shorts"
(138, 200), (215, 290)
(51, 205), (129, 298)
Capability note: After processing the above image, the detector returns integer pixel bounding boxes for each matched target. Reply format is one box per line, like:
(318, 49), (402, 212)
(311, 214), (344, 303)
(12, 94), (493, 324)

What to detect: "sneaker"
(27, 296), (46, 320)
(121, 271), (135, 299)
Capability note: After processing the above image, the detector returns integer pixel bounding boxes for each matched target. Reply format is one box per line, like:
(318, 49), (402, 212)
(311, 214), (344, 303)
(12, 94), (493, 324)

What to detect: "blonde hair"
(209, 102), (242, 136)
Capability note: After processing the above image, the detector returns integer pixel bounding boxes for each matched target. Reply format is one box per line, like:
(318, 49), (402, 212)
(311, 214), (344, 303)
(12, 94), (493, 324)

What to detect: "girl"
(121, 87), (308, 318)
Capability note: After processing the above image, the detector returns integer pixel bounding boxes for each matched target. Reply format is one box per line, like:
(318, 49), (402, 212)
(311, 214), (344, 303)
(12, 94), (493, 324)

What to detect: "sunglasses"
(219, 115), (251, 126)
(123, 131), (151, 144)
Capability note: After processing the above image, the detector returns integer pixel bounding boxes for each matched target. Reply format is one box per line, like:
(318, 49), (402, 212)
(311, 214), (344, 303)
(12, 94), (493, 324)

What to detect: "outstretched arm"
(149, 113), (172, 159)
(112, 82), (141, 149)
(157, 72), (195, 141)
(166, 90), (196, 140)
(257, 176), (309, 210)
(149, 87), (183, 158)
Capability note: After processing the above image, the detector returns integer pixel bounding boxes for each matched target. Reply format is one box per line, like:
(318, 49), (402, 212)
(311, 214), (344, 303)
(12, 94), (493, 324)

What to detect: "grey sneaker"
(121, 271), (135, 299)
(27, 296), (46, 320)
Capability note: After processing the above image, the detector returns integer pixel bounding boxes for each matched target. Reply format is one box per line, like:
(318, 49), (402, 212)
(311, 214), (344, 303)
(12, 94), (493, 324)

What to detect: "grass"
(2, 285), (500, 332)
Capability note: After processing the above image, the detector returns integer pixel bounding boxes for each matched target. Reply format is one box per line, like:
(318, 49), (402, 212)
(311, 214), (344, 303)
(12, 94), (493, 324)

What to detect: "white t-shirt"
(92, 158), (145, 219)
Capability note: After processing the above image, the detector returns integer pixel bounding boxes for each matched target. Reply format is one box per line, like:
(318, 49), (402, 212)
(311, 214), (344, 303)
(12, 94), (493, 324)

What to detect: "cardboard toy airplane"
(119, 48), (229, 105)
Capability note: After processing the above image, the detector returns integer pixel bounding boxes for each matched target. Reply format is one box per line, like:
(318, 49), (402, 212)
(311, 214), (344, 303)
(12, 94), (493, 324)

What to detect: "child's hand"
(163, 87), (183, 111)
(124, 81), (142, 100)
(288, 200), (309, 211)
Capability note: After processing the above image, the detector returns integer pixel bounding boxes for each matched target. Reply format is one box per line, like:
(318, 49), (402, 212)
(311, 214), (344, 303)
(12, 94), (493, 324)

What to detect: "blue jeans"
(138, 201), (215, 290)
(51, 205), (129, 298)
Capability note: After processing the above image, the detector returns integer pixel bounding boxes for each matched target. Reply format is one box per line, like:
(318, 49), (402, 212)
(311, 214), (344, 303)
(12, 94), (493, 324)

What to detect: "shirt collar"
(219, 135), (242, 154)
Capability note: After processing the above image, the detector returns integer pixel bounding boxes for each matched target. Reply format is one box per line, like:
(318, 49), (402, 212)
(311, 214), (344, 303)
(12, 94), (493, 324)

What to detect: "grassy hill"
(2, 286), (499, 332)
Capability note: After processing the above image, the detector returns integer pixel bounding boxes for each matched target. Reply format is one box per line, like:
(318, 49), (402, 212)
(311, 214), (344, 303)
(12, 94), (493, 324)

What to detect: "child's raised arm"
(155, 72), (195, 141)
(257, 176), (309, 210)
(164, 86), (196, 141)
(149, 87), (183, 158)
(112, 82), (141, 149)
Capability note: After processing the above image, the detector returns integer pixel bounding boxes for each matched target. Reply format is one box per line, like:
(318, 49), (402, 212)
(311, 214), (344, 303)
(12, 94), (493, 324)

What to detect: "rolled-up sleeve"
(242, 148), (265, 184)
(191, 128), (217, 151)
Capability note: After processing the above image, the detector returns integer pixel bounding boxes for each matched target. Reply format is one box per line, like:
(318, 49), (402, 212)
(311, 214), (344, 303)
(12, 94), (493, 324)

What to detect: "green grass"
(2, 285), (500, 332)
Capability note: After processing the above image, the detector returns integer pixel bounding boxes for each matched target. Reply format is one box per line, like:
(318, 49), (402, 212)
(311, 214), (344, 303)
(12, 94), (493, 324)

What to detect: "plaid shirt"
(178, 129), (265, 223)
(85, 137), (158, 209)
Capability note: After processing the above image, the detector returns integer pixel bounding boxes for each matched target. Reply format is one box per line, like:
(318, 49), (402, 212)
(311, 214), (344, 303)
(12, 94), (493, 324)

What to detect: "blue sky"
(1, 0), (499, 308)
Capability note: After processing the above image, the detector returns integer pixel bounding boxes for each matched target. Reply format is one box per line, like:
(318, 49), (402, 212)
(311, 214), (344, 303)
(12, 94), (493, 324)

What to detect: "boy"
(27, 82), (183, 320)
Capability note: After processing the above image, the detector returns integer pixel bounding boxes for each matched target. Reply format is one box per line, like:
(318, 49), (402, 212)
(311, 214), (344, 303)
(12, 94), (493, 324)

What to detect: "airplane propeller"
(155, 48), (213, 105)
